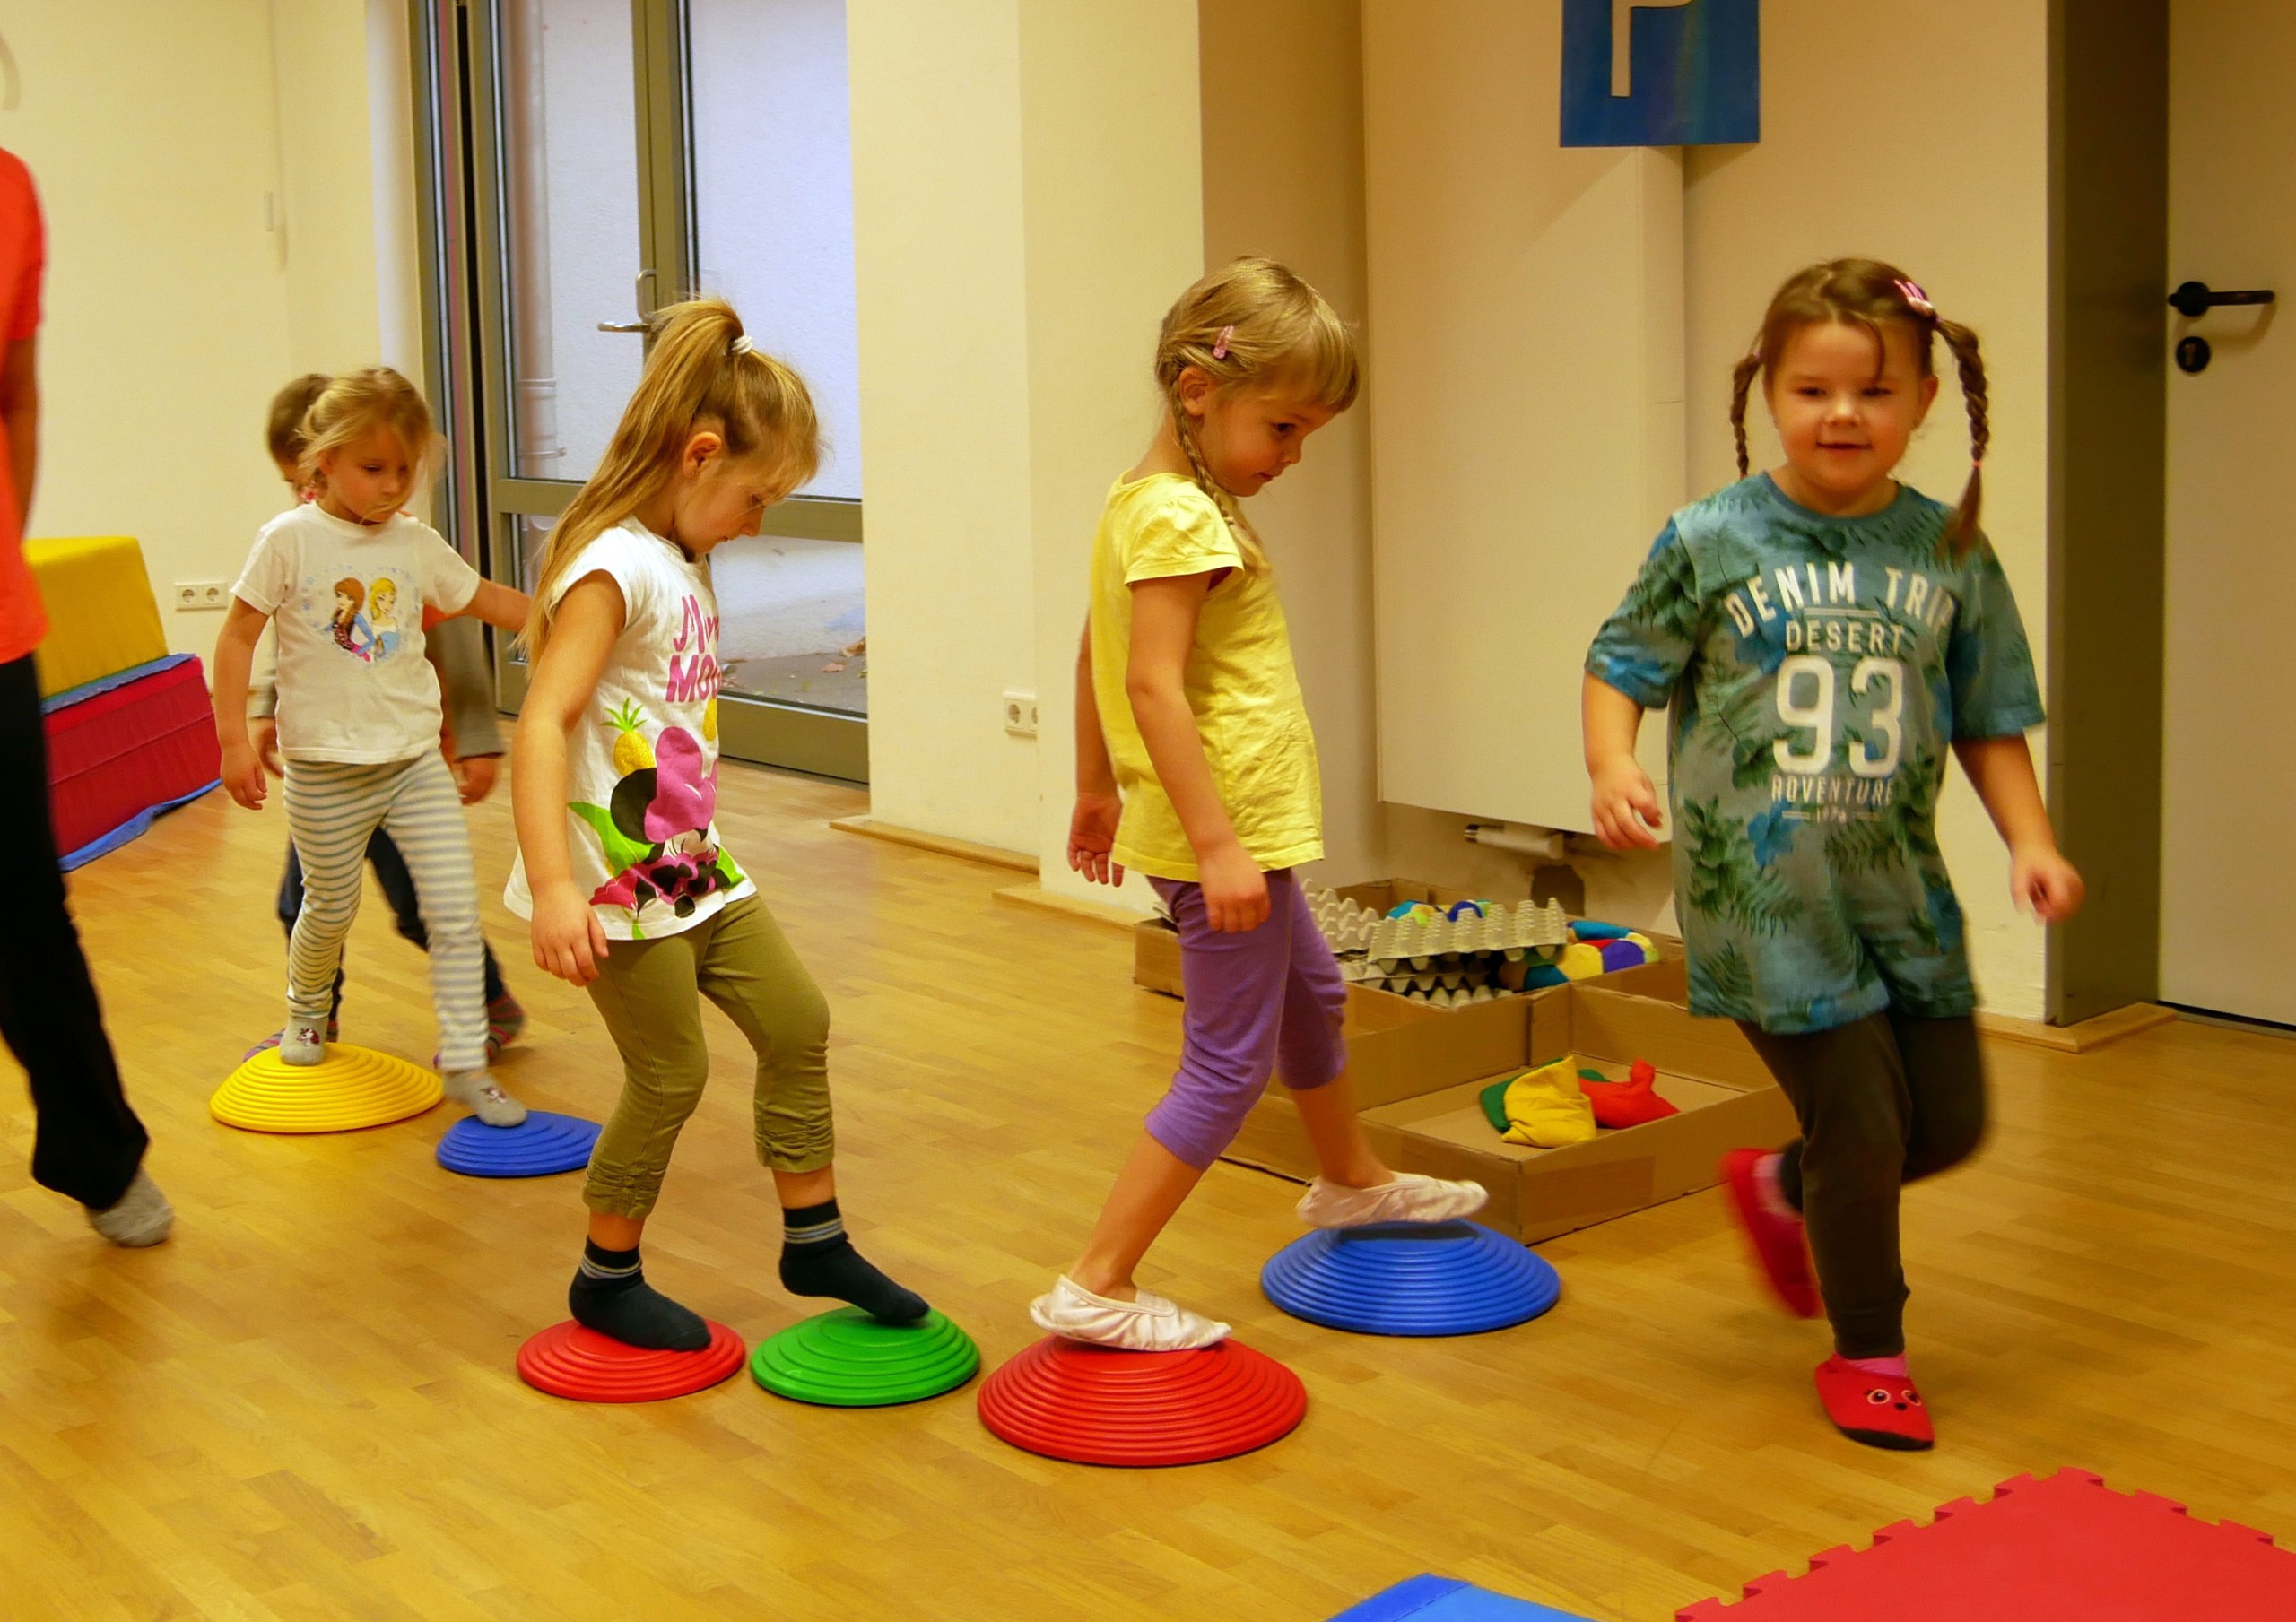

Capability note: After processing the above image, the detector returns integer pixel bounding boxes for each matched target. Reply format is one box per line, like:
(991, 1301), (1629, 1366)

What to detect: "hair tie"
(730, 334), (756, 358)
(1212, 325), (1233, 360)
(1892, 278), (1936, 319)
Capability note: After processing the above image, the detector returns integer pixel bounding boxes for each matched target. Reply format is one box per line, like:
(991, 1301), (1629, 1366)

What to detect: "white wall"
(2, 2), (401, 661)
(1019, 0), (1204, 905)
(1198, 0), (1381, 886)
(847, 0), (1039, 853)
(848, 0), (1201, 880)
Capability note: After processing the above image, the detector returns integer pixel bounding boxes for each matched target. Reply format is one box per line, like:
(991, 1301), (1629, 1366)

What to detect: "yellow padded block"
(23, 535), (169, 698)
(211, 1045), (442, 1134)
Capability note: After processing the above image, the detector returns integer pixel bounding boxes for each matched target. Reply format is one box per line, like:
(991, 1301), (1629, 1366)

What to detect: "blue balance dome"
(437, 1110), (601, 1178)
(1262, 1220), (1560, 1336)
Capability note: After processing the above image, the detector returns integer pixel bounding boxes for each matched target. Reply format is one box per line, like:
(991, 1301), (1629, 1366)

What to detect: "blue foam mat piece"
(1328, 1574), (1595, 1621)
(1262, 1220), (1561, 1337)
(59, 779), (220, 872)
(40, 652), (197, 715)
(436, 1110), (601, 1177)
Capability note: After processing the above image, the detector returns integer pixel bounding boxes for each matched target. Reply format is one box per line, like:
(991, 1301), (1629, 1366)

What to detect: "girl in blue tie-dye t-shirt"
(1582, 259), (2084, 1453)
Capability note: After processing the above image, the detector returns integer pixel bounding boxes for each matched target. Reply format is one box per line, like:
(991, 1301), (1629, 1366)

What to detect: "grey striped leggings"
(282, 752), (487, 1073)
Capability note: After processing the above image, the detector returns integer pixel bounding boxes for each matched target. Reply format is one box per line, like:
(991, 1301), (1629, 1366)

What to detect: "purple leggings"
(1144, 868), (1348, 1169)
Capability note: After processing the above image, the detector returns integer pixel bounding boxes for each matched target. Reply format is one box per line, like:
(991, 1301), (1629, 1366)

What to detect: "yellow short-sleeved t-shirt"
(1090, 473), (1323, 882)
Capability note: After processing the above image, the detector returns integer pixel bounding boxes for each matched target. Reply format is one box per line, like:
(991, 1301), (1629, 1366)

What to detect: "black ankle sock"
(569, 1240), (710, 1350)
(778, 1198), (928, 1323)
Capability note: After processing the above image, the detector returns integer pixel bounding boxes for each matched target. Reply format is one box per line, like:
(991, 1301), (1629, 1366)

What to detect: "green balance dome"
(750, 1306), (980, 1407)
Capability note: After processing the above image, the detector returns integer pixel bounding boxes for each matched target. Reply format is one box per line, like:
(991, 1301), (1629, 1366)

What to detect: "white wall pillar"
(848, 0), (1200, 895)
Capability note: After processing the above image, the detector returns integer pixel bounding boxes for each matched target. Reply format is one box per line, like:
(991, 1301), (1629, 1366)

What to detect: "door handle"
(2169, 280), (2275, 318)
(597, 268), (661, 334)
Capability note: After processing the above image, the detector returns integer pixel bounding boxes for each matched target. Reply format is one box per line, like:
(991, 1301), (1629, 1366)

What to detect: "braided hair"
(1152, 257), (1360, 571)
(1728, 257), (1988, 557)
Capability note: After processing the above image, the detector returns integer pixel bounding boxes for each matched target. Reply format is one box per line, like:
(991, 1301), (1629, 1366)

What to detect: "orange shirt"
(0, 148), (45, 665)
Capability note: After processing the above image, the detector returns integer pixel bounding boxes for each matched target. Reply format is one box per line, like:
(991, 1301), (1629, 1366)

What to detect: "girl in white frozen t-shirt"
(509, 298), (927, 1351)
(213, 367), (531, 1123)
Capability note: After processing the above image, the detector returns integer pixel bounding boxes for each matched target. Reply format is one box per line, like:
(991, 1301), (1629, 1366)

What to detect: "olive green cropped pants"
(581, 895), (835, 1219)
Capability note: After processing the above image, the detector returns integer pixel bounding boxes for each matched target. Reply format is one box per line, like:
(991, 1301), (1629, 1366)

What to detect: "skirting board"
(827, 817), (1037, 873)
(993, 881), (1146, 931)
(1976, 1002), (2179, 1054)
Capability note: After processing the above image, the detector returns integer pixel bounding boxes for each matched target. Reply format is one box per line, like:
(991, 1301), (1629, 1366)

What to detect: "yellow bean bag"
(1476, 1055), (1598, 1148)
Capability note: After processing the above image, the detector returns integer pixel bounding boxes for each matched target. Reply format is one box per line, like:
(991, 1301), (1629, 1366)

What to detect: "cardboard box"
(1223, 983), (1797, 1245)
(1133, 877), (1688, 1020)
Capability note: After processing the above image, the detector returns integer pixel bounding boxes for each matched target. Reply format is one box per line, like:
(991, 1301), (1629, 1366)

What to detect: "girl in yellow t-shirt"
(1037, 258), (1486, 1351)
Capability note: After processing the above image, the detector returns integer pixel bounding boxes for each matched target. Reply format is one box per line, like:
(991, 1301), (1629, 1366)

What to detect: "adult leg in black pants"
(0, 653), (171, 1245)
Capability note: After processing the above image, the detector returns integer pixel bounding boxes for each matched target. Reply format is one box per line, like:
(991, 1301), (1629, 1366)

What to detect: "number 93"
(1772, 655), (1903, 777)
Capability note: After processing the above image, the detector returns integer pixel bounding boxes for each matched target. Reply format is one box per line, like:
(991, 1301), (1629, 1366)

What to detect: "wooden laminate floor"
(4, 761), (2293, 1620)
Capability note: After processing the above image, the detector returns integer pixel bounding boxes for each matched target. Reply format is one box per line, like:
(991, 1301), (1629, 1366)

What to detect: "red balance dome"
(978, 1336), (1306, 1467)
(517, 1320), (746, 1403)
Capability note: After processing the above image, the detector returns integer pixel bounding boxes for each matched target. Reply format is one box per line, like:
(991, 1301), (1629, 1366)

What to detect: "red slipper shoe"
(1580, 1059), (1680, 1128)
(1814, 1355), (1934, 1450)
(1720, 1148), (1821, 1317)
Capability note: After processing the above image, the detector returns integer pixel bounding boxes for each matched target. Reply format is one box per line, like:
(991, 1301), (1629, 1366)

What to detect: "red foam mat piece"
(1678, 1469), (2295, 1620)
(45, 655), (219, 858)
(517, 1320), (746, 1403)
(977, 1335), (1306, 1467)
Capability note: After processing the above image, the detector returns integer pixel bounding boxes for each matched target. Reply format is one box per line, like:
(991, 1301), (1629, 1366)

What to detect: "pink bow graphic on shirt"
(643, 726), (715, 842)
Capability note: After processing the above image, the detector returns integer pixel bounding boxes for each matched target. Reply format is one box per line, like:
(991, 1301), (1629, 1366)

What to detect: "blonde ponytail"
(524, 297), (819, 656)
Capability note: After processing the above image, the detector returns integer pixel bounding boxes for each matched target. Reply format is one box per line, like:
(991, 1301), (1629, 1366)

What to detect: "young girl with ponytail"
(1046, 258), (1485, 1351)
(510, 298), (926, 1349)
(1583, 259), (2084, 1449)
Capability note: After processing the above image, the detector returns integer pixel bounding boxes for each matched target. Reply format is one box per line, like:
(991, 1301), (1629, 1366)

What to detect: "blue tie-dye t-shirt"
(1585, 474), (2044, 1034)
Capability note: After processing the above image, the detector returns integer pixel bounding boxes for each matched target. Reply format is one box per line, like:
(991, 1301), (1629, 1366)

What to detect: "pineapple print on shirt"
(505, 519), (755, 940)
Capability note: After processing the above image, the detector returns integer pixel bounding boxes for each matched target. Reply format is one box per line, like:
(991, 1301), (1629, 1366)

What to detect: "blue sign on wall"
(1561, 0), (1760, 148)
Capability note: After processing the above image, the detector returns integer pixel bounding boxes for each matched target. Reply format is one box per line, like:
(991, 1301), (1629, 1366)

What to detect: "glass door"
(409, 0), (867, 782)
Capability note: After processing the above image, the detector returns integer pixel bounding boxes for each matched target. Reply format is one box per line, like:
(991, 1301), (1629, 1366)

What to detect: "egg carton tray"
(1360, 899), (1573, 967)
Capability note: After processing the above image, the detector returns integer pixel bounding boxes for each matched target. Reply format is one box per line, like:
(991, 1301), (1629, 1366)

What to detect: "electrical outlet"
(1002, 690), (1039, 738)
(173, 581), (229, 611)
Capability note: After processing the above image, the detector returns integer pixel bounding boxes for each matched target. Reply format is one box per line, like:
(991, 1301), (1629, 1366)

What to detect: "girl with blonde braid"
(1044, 258), (1485, 1351)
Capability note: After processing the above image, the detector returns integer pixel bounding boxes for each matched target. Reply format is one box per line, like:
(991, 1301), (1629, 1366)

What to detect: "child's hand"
(454, 754), (500, 805)
(1589, 756), (1665, 849)
(1198, 841), (1269, 933)
(249, 717), (283, 777)
(531, 882), (609, 984)
(2013, 846), (2086, 923)
(1067, 791), (1126, 886)
(221, 739), (267, 811)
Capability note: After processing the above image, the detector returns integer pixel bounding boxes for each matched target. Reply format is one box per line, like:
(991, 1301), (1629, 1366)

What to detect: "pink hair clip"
(1212, 325), (1233, 360)
(1893, 278), (1936, 318)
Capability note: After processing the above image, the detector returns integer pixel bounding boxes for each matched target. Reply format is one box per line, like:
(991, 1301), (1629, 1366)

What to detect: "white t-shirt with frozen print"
(230, 504), (483, 763)
(504, 518), (752, 941)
